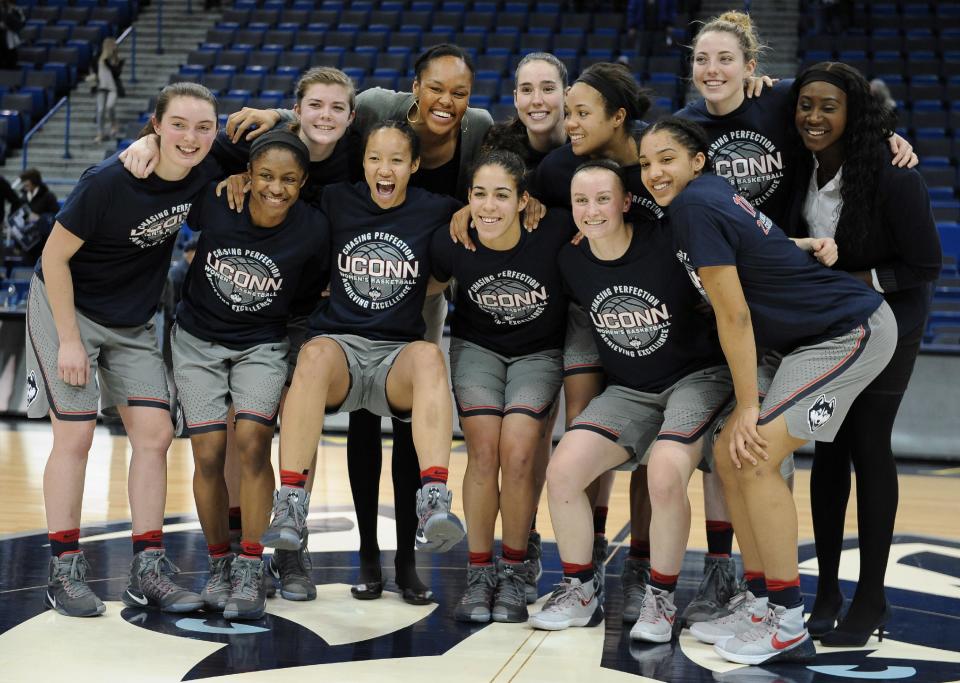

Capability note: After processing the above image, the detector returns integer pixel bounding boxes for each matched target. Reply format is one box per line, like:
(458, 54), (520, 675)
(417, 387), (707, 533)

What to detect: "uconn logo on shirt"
(338, 231), (419, 310)
(709, 130), (784, 208)
(589, 285), (671, 357)
(129, 203), (191, 248)
(205, 248), (283, 312)
(467, 270), (548, 326)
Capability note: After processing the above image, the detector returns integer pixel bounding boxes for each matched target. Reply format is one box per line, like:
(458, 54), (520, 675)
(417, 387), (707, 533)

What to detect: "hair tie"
(250, 128), (310, 169)
(798, 69), (849, 94)
(576, 71), (640, 121)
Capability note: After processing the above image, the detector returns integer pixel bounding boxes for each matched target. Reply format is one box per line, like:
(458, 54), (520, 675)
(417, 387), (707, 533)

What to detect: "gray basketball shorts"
(569, 365), (733, 471)
(25, 275), (169, 421)
(563, 302), (603, 377)
(757, 302), (897, 443)
(310, 333), (414, 421)
(171, 325), (288, 435)
(449, 338), (562, 419)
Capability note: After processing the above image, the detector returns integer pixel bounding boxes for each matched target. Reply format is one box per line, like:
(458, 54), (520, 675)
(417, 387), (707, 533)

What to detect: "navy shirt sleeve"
(430, 225), (456, 282)
(671, 201), (739, 269)
(55, 167), (111, 241)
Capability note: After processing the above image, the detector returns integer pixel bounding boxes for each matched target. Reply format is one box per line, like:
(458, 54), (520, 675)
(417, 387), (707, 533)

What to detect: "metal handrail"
(116, 25), (138, 84)
(22, 96), (71, 171)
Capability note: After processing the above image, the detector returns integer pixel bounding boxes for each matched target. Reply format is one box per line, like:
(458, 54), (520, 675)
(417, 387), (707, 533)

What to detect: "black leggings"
(809, 325), (923, 621)
(346, 409), (422, 586)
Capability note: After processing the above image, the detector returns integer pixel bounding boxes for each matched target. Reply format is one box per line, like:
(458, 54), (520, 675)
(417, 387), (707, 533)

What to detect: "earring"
(407, 99), (422, 125)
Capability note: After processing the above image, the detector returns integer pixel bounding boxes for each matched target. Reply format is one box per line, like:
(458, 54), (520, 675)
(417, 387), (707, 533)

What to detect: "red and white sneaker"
(714, 603), (816, 665)
(629, 585), (677, 643)
(689, 590), (766, 644)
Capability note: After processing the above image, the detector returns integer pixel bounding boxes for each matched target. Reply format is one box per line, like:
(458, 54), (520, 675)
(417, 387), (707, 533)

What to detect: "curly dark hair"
(790, 62), (896, 250)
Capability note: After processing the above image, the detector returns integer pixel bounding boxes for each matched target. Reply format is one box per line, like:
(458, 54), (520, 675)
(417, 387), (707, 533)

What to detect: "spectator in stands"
(626, 0), (676, 54)
(19, 169), (59, 219)
(869, 78), (897, 118)
(0, 174), (22, 225)
(94, 38), (124, 144)
(790, 62), (942, 647)
(0, 0), (24, 70)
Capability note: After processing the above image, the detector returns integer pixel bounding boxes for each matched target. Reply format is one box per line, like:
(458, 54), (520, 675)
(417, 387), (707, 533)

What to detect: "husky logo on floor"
(25, 371), (38, 406)
(589, 285), (671, 357)
(808, 393), (836, 431)
(709, 131), (784, 208)
(205, 249), (283, 312)
(129, 203), (192, 248)
(466, 270), (548, 325)
(338, 232), (419, 310)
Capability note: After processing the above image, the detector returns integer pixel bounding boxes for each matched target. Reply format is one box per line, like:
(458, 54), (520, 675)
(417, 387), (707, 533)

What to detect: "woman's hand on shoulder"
(522, 196), (547, 231)
(449, 204), (476, 251)
(744, 75), (777, 98)
(118, 134), (160, 178)
(215, 173), (251, 212)
(888, 133), (918, 168)
(226, 108), (281, 143)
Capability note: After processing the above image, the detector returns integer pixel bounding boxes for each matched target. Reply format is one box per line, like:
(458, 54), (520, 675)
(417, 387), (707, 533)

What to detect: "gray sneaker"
(414, 483), (465, 553)
(527, 530), (543, 583)
(528, 576), (603, 631)
(223, 555), (267, 620)
(123, 548), (203, 613)
(492, 559), (529, 623)
(45, 551), (106, 617)
(621, 556), (652, 623)
(681, 555), (739, 625)
(454, 563), (497, 623)
(261, 487), (310, 551)
(269, 528), (316, 601)
(593, 535), (609, 595)
(201, 553), (234, 612)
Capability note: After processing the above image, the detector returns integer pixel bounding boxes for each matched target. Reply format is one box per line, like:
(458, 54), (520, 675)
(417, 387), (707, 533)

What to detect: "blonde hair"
(295, 67), (356, 111)
(693, 10), (764, 66)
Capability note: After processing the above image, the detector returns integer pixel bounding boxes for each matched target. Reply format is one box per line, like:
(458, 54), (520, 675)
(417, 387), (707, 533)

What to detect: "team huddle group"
(29, 8), (943, 669)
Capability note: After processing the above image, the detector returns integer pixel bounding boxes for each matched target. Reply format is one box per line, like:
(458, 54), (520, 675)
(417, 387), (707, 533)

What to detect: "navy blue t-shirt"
(529, 142), (666, 224)
(670, 174), (882, 353)
(675, 80), (799, 225)
(40, 153), (224, 327)
(558, 221), (722, 393)
(430, 210), (577, 356)
(177, 184), (330, 349)
(307, 182), (461, 342)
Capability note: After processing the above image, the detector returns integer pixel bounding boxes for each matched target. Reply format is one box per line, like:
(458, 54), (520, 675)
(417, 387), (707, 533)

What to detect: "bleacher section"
(798, 0), (960, 351)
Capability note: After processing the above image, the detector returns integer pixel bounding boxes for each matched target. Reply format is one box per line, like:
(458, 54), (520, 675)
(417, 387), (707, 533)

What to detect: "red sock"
(561, 560), (594, 583)
(240, 541), (264, 560)
(207, 542), (231, 558)
(650, 569), (679, 593)
(705, 520), (733, 557)
(629, 539), (650, 561)
(280, 469), (308, 488)
(766, 576), (802, 609)
(502, 544), (526, 563)
(132, 529), (163, 554)
(420, 466), (448, 486)
(49, 528), (80, 557)
(593, 505), (609, 536)
(468, 551), (493, 566)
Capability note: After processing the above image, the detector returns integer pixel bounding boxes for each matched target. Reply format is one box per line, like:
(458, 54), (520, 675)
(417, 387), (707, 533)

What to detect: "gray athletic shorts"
(25, 275), (169, 420)
(312, 333), (414, 421)
(449, 338), (562, 419)
(171, 325), (288, 435)
(563, 303), (603, 377)
(757, 303), (897, 442)
(570, 365), (732, 472)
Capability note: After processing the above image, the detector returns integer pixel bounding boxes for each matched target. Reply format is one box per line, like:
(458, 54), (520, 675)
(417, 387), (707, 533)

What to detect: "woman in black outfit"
(789, 62), (942, 646)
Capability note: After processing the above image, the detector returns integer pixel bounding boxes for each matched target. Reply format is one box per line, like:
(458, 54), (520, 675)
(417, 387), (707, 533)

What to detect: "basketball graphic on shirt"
(129, 202), (192, 248)
(589, 286), (671, 358)
(467, 271), (548, 326)
(708, 132), (784, 208)
(205, 249), (283, 312)
(337, 232), (420, 310)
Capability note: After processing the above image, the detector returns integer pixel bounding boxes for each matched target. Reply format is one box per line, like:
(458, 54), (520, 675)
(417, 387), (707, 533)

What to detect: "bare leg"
(118, 404), (174, 534)
(460, 414), (502, 555)
(43, 414), (97, 532)
(188, 430), (229, 546)
(499, 413), (546, 551)
(234, 419), (276, 542)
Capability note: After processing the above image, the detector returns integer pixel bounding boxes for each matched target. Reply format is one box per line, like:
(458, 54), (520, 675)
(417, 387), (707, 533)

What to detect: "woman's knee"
(408, 342), (446, 379)
(647, 466), (686, 508)
(500, 442), (535, 480)
(295, 340), (339, 381)
(467, 441), (500, 481)
(193, 450), (225, 479)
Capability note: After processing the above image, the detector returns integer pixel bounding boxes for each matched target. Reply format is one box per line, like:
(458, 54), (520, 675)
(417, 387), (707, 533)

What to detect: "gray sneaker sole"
(45, 590), (105, 617)
(223, 600), (266, 620)
(260, 527), (303, 551)
(454, 607), (492, 623)
(416, 515), (465, 553)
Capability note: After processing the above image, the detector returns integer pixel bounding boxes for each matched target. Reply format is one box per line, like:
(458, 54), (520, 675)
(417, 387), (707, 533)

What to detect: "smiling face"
(795, 80), (847, 155)
(514, 59), (565, 138)
(469, 164), (528, 245)
(412, 56), (472, 137)
(153, 96), (217, 173)
(248, 147), (306, 220)
(692, 31), (756, 114)
(294, 82), (355, 148)
(638, 130), (706, 206)
(570, 168), (632, 241)
(363, 127), (420, 209)
(564, 82), (622, 158)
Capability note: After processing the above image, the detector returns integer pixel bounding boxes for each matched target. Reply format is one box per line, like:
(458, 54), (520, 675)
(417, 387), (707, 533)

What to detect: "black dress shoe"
(398, 584), (434, 605)
(820, 604), (892, 647)
(351, 575), (384, 600)
(806, 594), (844, 639)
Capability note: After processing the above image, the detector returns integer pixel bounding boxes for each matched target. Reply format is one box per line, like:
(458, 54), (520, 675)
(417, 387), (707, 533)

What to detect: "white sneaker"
(689, 590), (766, 644)
(629, 585), (677, 643)
(528, 576), (602, 631)
(714, 603), (816, 665)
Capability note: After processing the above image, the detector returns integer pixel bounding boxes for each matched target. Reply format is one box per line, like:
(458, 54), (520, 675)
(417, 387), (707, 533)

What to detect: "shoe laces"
(638, 589), (671, 625)
(231, 559), (263, 601)
(277, 489), (307, 528)
(739, 606), (780, 642)
(56, 553), (96, 599)
(275, 544), (312, 580)
(206, 555), (232, 591)
(137, 552), (184, 599)
(543, 579), (590, 613)
(462, 566), (496, 603)
(496, 565), (526, 607)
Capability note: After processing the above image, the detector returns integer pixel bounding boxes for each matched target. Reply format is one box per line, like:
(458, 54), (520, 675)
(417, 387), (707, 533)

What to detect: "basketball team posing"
(29, 9), (940, 669)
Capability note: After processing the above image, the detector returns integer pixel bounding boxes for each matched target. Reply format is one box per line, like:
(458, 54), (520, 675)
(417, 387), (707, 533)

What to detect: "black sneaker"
(224, 555), (267, 620)
(45, 551), (105, 617)
(269, 527), (316, 601)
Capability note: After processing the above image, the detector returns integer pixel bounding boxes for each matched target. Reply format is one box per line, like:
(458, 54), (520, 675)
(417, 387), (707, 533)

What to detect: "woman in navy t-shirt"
(26, 83), (222, 618)
(639, 117), (897, 666)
